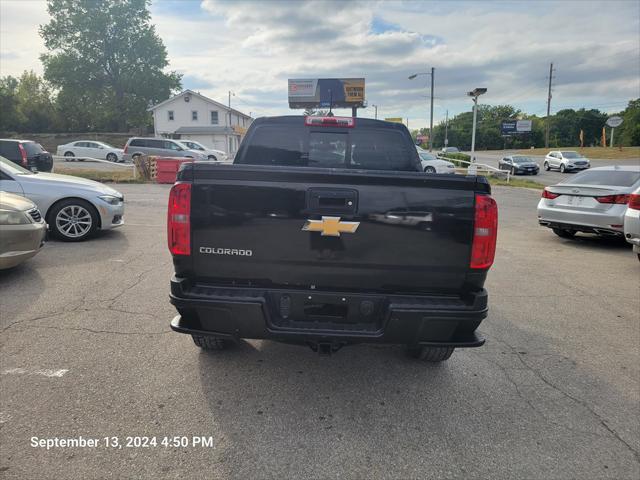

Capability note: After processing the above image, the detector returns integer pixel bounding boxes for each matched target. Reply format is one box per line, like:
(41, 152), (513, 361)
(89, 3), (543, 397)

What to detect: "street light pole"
(467, 88), (487, 163)
(372, 104), (378, 120)
(444, 109), (449, 148)
(408, 68), (435, 151)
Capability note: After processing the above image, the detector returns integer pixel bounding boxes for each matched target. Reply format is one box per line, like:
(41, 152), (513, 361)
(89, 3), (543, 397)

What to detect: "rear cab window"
(238, 120), (418, 171)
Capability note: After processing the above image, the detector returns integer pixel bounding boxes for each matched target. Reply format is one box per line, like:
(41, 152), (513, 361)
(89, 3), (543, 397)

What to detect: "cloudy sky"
(1, 0), (639, 128)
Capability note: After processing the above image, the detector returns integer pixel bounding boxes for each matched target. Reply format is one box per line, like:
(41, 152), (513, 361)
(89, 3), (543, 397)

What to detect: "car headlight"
(0, 209), (30, 225)
(98, 195), (123, 205)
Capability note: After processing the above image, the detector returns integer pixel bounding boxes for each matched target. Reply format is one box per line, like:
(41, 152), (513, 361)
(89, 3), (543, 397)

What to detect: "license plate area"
(267, 292), (386, 333)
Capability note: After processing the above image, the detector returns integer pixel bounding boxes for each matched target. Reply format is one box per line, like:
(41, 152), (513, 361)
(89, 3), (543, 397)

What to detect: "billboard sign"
(288, 78), (365, 109)
(501, 119), (532, 135)
(384, 117), (404, 123)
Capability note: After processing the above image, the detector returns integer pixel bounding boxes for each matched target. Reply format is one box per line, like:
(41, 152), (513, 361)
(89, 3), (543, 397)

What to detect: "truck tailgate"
(184, 164), (485, 294)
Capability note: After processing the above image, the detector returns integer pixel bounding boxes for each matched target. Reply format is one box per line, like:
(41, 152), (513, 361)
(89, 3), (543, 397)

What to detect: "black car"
(0, 139), (54, 172)
(498, 155), (539, 175)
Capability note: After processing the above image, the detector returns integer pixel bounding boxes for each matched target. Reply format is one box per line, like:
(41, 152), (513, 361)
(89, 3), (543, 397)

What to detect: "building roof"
(174, 126), (236, 135)
(148, 89), (252, 119)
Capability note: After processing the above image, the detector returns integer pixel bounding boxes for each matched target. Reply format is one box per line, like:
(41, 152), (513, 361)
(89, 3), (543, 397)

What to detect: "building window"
(210, 111), (219, 125)
(168, 111), (174, 121)
(192, 110), (198, 121)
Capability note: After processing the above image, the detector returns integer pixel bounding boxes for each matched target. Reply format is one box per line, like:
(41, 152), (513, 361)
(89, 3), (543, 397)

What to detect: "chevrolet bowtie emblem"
(302, 216), (360, 237)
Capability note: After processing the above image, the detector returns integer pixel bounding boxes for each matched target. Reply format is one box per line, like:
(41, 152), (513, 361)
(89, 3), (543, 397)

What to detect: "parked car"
(543, 150), (590, 173)
(623, 186), (640, 261)
(0, 139), (53, 172)
(537, 166), (640, 238)
(441, 147), (460, 154)
(56, 141), (124, 163)
(123, 138), (207, 162)
(0, 156), (124, 241)
(168, 115), (498, 362)
(0, 191), (47, 269)
(177, 140), (228, 162)
(417, 150), (456, 174)
(498, 155), (540, 175)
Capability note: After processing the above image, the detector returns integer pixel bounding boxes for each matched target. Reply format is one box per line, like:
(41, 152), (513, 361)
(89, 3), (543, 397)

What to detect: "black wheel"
(424, 166), (436, 173)
(106, 153), (118, 162)
(553, 228), (576, 239)
(544, 161), (550, 171)
(637, 254), (640, 262)
(407, 345), (455, 362)
(207, 155), (218, 161)
(47, 198), (99, 242)
(560, 164), (566, 173)
(64, 151), (75, 162)
(191, 335), (230, 350)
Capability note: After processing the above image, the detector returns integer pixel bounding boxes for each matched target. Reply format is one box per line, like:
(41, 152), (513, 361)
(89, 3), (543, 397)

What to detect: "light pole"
(409, 67), (434, 151)
(467, 88), (487, 162)
(372, 104), (378, 120)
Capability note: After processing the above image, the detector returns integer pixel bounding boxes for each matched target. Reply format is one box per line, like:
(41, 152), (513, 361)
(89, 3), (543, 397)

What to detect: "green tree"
(0, 75), (24, 131)
(39, 0), (181, 132)
(618, 99), (640, 146)
(15, 71), (56, 132)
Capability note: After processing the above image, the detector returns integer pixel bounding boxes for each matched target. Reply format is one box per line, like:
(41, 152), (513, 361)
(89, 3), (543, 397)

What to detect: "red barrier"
(155, 157), (193, 184)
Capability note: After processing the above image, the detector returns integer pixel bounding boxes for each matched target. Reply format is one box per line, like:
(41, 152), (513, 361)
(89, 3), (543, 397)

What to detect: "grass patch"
(489, 177), (545, 189)
(52, 168), (145, 183)
(508, 146), (639, 160)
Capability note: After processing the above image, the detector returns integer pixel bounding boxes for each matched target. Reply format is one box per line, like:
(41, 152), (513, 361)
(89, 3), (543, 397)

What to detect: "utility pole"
(471, 96), (478, 158)
(444, 109), (449, 147)
(429, 67), (435, 152)
(545, 63), (554, 148)
(372, 104), (378, 119)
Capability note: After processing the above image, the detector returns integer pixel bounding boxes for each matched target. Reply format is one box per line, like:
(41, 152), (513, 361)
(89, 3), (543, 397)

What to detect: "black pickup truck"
(168, 115), (497, 361)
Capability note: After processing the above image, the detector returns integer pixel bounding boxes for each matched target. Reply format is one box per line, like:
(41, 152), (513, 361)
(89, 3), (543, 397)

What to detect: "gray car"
(123, 137), (207, 162)
(544, 150), (591, 173)
(537, 165), (640, 238)
(0, 191), (47, 269)
(0, 156), (124, 241)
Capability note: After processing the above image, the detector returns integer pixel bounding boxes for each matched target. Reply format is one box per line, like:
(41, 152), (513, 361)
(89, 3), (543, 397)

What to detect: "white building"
(149, 89), (253, 155)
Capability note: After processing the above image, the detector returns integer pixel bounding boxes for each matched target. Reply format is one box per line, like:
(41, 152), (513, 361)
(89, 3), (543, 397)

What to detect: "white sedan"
(417, 150), (456, 174)
(56, 141), (125, 163)
(177, 140), (229, 162)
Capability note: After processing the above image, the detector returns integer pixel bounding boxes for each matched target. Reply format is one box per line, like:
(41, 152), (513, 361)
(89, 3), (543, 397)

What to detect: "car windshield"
(561, 151), (583, 159)
(419, 153), (437, 161)
(512, 156), (534, 163)
(563, 170), (640, 187)
(0, 156), (33, 175)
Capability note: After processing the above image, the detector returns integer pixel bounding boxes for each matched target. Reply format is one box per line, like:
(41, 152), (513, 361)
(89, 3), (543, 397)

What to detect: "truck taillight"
(167, 183), (191, 255)
(595, 194), (629, 204)
(304, 116), (355, 128)
(470, 194), (498, 269)
(628, 193), (640, 210)
(541, 189), (559, 199)
(18, 144), (27, 166)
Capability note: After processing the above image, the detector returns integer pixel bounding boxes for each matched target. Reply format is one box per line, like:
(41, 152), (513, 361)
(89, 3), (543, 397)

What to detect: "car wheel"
(191, 335), (230, 350)
(207, 155), (218, 161)
(48, 199), (99, 242)
(544, 161), (550, 171)
(560, 164), (566, 173)
(637, 253), (640, 262)
(106, 153), (118, 162)
(424, 166), (436, 173)
(64, 151), (75, 162)
(407, 345), (455, 362)
(552, 228), (576, 239)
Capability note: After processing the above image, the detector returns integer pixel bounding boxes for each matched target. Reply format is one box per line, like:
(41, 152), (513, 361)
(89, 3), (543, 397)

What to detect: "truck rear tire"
(191, 335), (230, 350)
(407, 345), (455, 362)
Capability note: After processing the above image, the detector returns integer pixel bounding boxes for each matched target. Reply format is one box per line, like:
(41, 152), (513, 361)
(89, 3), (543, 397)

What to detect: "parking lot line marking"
(1, 368), (69, 378)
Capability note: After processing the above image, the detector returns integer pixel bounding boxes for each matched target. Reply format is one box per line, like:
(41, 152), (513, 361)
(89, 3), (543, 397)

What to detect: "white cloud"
(1, 0), (638, 127)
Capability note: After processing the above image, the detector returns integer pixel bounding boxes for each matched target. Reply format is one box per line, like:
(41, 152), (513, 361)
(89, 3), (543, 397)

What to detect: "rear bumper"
(169, 276), (487, 348)
(538, 202), (626, 235)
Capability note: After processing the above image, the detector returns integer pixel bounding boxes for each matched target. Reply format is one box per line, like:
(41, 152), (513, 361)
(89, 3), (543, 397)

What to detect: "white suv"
(544, 150), (590, 173)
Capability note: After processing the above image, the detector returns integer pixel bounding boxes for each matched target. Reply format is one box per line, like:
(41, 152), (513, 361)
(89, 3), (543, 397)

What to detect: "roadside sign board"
(288, 78), (365, 109)
(501, 119), (532, 135)
(385, 117), (404, 123)
(606, 116), (623, 128)
(416, 134), (427, 143)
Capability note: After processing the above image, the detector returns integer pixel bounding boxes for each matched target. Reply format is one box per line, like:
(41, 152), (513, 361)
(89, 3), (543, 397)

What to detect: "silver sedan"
(624, 186), (640, 261)
(0, 156), (124, 241)
(537, 165), (640, 239)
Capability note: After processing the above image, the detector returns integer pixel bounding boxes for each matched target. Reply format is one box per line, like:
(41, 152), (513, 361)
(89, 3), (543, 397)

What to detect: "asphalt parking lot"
(1, 184), (638, 479)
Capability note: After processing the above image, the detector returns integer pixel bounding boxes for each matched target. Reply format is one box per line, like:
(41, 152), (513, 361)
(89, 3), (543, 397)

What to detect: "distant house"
(148, 89), (252, 155)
